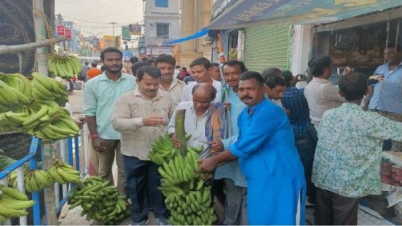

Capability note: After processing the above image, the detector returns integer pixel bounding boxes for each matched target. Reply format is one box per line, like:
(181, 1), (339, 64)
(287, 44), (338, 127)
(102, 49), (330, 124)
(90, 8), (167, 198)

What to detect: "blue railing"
(0, 133), (85, 226)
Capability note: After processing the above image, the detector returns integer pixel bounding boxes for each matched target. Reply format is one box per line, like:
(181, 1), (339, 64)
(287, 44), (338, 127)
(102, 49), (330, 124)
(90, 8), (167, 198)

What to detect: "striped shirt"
(282, 86), (310, 137)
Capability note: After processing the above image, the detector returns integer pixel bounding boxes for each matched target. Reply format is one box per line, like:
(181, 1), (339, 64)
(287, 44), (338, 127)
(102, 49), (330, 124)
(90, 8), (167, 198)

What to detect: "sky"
(55, 0), (144, 39)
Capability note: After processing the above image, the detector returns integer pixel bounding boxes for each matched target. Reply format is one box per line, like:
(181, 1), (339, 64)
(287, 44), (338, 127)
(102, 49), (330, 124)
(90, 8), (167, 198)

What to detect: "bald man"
(169, 83), (227, 159)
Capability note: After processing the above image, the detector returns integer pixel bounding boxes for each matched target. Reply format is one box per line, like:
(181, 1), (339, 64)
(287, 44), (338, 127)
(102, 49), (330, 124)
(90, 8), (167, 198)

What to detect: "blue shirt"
(282, 86), (310, 137)
(229, 99), (306, 225)
(214, 87), (247, 187)
(83, 72), (137, 139)
(369, 62), (402, 113)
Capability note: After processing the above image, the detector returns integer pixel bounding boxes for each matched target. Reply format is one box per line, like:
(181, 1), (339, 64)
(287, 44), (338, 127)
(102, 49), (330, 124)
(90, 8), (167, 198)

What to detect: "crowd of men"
(83, 45), (402, 225)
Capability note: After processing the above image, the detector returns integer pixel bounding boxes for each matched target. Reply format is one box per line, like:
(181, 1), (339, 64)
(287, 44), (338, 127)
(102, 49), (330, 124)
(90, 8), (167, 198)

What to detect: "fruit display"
(48, 54), (82, 79)
(8, 169), (54, 192)
(149, 110), (216, 225)
(48, 158), (81, 184)
(0, 73), (32, 98)
(0, 185), (36, 222)
(0, 74), (33, 114)
(31, 72), (69, 105)
(67, 176), (129, 225)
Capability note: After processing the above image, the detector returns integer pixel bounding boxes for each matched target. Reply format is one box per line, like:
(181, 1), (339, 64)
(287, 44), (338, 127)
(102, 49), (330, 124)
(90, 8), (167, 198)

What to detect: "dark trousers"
(295, 133), (316, 198)
(314, 187), (359, 225)
(123, 155), (168, 222)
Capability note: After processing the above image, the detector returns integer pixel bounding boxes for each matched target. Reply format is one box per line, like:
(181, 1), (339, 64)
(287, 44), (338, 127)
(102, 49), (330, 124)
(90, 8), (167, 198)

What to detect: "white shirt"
(168, 101), (211, 159)
(304, 77), (345, 128)
(180, 79), (222, 103)
(296, 81), (307, 89)
(174, 70), (180, 78)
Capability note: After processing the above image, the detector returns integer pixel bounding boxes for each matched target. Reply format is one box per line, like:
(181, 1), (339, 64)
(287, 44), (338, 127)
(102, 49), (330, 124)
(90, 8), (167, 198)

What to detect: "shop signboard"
(129, 24), (142, 35)
(65, 28), (72, 39)
(56, 25), (65, 36)
(122, 26), (131, 41)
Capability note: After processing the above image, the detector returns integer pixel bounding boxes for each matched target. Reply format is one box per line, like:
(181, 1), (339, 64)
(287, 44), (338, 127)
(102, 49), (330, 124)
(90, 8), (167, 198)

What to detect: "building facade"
(143, 0), (180, 58)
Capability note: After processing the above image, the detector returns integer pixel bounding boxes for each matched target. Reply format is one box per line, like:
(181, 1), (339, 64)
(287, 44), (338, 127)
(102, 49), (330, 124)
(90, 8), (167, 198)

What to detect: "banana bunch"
(0, 185), (35, 222)
(0, 79), (32, 114)
(67, 176), (129, 225)
(31, 72), (69, 105)
(0, 73), (32, 98)
(165, 187), (215, 225)
(47, 158), (81, 184)
(0, 111), (29, 133)
(158, 150), (201, 190)
(156, 150), (216, 225)
(48, 54), (82, 79)
(27, 107), (80, 141)
(8, 169), (54, 192)
(149, 133), (178, 165)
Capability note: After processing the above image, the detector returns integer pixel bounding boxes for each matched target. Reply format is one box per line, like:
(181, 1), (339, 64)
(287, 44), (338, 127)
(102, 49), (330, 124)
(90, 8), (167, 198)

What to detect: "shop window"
(156, 23), (169, 39)
(155, 0), (168, 8)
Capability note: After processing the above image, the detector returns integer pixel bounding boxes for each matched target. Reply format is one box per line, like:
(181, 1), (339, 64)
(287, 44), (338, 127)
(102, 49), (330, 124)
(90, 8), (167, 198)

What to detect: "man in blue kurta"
(198, 71), (306, 225)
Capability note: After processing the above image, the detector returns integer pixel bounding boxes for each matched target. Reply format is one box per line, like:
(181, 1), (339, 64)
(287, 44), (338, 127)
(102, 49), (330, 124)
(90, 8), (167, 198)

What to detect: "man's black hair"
(308, 55), (331, 77)
(132, 62), (150, 77)
(175, 65), (181, 69)
(339, 73), (367, 101)
(91, 61), (98, 68)
(386, 44), (402, 52)
(261, 67), (282, 82)
(211, 62), (220, 68)
(137, 65), (161, 81)
(130, 56), (139, 64)
(192, 84), (217, 100)
(189, 57), (211, 69)
(100, 47), (122, 61)
(222, 60), (247, 73)
(142, 57), (148, 62)
(264, 75), (287, 89)
(239, 71), (264, 87)
(154, 54), (176, 67)
(282, 70), (294, 87)
(146, 59), (154, 65)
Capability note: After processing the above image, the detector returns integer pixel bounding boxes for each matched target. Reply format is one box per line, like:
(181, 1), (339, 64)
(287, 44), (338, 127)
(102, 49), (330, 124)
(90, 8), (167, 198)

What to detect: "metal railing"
(0, 132), (86, 226)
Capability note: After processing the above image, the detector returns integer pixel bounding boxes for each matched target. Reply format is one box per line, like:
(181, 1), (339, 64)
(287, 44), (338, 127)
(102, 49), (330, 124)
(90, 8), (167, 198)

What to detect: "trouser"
(295, 133), (316, 198)
(314, 187), (359, 225)
(223, 178), (248, 225)
(123, 155), (168, 222)
(375, 110), (402, 151)
(87, 138), (126, 196)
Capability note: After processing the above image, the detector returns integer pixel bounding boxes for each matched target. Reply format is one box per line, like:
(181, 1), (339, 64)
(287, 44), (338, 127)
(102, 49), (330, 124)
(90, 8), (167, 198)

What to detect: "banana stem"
(175, 109), (187, 157)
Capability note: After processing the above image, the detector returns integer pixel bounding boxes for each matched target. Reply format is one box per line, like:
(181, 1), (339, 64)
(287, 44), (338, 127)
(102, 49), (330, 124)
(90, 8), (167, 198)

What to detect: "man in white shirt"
(181, 57), (222, 103)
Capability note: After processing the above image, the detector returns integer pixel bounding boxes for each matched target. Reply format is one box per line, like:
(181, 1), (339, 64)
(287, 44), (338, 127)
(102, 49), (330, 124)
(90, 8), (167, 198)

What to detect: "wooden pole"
(42, 142), (58, 225)
(0, 37), (66, 55)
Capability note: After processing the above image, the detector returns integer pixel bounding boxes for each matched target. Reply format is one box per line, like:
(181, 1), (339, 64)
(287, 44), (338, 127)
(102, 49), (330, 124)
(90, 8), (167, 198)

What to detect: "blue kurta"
(229, 99), (306, 225)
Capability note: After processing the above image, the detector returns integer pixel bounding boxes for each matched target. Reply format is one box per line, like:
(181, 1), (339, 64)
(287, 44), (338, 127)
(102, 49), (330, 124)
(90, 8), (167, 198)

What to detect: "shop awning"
(164, 29), (209, 45)
(207, 0), (402, 30)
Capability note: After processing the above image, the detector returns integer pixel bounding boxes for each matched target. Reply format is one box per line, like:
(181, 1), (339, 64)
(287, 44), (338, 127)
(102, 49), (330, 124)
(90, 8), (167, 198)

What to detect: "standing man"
(282, 70), (315, 205)
(211, 62), (222, 81)
(367, 45), (402, 151)
(79, 61), (90, 81)
(83, 47), (136, 196)
(262, 67), (285, 107)
(154, 54), (186, 105)
(198, 71), (306, 225)
(264, 75), (287, 108)
(174, 65), (181, 78)
(86, 61), (102, 81)
(111, 66), (175, 226)
(213, 61), (248, 225)
(181, 57), (222, 103)
(312, 73), (402, 224)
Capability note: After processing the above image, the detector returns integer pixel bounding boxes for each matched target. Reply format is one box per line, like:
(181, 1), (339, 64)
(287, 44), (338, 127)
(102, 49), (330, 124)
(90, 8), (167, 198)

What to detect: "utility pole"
(110, 22), (117, 37)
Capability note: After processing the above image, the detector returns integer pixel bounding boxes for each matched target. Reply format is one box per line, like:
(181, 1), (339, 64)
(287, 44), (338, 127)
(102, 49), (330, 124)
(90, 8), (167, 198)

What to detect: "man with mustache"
(213, 60), (248, 225)
(83, 47), (136, 197)
(181, 57), (222, 103)
(198, 71), (306, 225)
(111, 66), (175, 225)
(154, 54), (185, 105)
